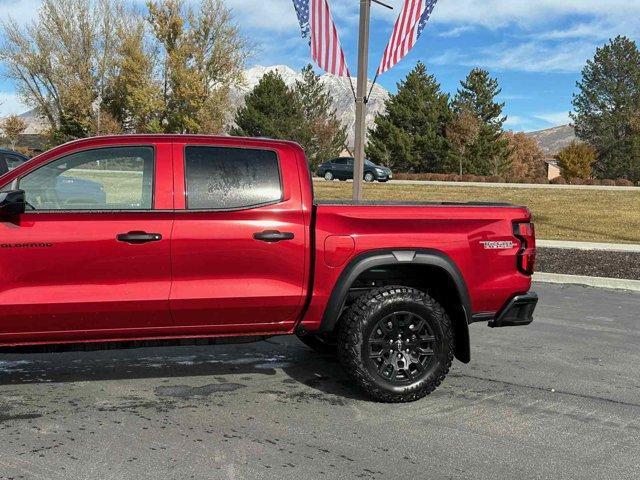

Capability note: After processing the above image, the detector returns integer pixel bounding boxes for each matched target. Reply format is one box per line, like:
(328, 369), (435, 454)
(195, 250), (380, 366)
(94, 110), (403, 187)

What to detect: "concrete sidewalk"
(538, 240), (640, 252)
(313, 177), (640, 191)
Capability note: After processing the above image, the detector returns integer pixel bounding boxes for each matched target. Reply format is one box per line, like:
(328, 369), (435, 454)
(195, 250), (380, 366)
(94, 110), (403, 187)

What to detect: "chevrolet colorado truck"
(0, 135), (537, 402)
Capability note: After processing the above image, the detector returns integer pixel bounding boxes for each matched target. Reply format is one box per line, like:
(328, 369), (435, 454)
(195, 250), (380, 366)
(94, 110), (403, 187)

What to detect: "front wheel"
(364, 172), (375, 183)
(338, 286), (454, 403)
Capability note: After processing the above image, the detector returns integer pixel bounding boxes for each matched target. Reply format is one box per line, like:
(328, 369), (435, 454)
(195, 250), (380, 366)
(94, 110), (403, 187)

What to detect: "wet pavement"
(0, 283), (639, 480)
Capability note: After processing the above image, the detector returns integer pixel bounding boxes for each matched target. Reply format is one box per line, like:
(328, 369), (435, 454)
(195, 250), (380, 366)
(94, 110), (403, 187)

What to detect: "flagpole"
(352, 0), (372, 203)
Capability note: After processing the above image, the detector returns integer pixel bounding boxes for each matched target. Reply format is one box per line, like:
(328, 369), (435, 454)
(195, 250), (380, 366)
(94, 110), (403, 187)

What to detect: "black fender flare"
(319, 249), (471, 363)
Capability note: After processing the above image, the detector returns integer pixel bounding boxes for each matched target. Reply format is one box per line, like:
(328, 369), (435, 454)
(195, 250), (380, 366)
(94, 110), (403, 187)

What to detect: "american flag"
(293, 0), (350, 77)
(378, 0), (439, 75)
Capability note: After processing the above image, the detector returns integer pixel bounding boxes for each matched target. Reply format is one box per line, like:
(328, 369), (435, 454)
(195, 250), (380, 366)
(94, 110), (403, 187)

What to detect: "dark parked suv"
(317, 157), (392, 182)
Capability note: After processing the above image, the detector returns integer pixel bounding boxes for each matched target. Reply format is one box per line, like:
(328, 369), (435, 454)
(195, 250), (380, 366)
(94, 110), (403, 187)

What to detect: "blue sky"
(1, 0), (639, 132)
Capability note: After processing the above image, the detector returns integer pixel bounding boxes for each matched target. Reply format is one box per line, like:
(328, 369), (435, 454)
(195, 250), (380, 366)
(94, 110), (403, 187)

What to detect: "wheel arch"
(319, 249), (472, 363)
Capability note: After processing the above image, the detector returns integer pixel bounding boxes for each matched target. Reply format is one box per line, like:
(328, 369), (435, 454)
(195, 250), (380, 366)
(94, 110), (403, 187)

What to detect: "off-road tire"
(338, 286), (454, 403)
(297, 333), (337, 354)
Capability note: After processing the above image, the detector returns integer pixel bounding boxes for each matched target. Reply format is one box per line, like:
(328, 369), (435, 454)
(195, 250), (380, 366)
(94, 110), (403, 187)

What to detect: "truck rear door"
(0, 142), (174, 342)
(169, 141), (307, 333)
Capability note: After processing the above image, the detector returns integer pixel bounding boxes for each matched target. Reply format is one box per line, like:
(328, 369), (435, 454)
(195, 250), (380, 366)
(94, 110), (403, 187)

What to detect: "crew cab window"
(185, 146), (282, 210)
(19, 147), (154, 211)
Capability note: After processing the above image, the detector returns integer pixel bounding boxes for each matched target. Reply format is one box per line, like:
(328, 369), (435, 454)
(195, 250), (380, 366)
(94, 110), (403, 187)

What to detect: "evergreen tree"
(452, 69), (510, 175)
(571, 36), (640, 182)
(232, 70), (304, 140)
(367, 62), (453, 173)
(294, 65), (347, 167)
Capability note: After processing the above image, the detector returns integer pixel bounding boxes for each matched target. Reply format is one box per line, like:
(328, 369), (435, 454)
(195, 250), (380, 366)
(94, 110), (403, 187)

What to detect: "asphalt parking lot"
(0, 283), (638, 480)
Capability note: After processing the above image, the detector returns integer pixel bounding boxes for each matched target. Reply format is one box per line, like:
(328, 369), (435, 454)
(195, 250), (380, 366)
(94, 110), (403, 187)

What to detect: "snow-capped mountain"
(233, 65), (389, 147)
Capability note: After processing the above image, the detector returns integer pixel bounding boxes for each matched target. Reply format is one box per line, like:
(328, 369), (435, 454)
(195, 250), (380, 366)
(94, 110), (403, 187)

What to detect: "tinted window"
(333, 158), (347, 165)
(185, 146), (281, 210)
(19, 147), (154, 211)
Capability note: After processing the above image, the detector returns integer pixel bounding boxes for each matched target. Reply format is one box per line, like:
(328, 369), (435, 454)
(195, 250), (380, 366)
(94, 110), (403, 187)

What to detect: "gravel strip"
(537, 248), (640, 280)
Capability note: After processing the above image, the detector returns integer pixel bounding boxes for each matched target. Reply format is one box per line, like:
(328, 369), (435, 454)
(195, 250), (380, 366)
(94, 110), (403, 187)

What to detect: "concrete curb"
(312, 177), (640, 191)
(537, 240), (640, 252)
(534, 273), (640, 292)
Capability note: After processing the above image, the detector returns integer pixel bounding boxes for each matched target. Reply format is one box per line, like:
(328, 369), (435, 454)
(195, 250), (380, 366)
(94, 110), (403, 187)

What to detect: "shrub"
(533, 177), (549, 184)
(568, 177), (584, 185)
(487, 175), (506, 183)
(583, 178), (600, 185)
(615, 178), (634, 186)
(550, 177), (567, 184)
(556, 142), (596, 180)
(601, 179), (616, 186)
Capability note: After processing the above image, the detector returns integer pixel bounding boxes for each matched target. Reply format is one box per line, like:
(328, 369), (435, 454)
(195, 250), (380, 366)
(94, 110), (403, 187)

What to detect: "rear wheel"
(338, 286), (453, 403)
(324, 171), (334, 181)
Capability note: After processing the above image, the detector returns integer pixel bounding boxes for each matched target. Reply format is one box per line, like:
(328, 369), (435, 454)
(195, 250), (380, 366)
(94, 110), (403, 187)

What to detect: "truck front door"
(169, 143), (307, 332)
(0, 144), (174, 342)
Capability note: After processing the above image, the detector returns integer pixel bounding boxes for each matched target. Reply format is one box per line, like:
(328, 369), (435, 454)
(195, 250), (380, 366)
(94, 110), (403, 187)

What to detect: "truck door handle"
(117, 231), (163, 244)
(253, 230), (295, 243)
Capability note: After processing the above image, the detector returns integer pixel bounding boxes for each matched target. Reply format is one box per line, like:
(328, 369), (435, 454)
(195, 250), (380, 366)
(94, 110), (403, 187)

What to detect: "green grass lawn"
(314, 181), (640, 244)
(70, 170), (640, 244)
(68, 170), (144, 205)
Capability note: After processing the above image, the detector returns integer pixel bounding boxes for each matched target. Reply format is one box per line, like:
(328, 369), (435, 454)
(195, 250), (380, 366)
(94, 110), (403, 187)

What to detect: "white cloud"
(0, 91), (29, 117)
(438, 25), (475, 38)
(225, 0), (299, 33)
(534, 111), (572, 126)
(504, 115), (525, 127)
(432, 0), (640, 32)
(0, 0), (40, 26)
(432, 40), (596, 73)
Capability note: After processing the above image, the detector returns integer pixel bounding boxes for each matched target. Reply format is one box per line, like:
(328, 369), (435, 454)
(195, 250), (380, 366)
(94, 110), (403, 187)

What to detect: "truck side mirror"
(0, 189), (26, 217)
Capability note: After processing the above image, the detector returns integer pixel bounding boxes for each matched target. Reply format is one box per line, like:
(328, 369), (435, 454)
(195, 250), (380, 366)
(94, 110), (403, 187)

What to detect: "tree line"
(1, 0), (249, 143)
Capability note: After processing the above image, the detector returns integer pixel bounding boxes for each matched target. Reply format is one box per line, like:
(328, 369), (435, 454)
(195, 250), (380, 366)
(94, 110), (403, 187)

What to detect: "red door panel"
(170, 207), (306, 326)
(0, 213), (174, 336)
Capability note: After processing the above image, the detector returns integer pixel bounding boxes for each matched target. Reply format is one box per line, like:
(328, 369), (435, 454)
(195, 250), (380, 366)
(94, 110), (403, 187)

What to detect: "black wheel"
(364, 172), (375, 183)
(297, 332), (337, 354)
(338, 286), (454, 403)
(324, 171), (334, 181)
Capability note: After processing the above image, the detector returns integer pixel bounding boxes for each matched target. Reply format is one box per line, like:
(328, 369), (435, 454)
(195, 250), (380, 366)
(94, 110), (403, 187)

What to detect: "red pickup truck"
(0, 135), (537, 402)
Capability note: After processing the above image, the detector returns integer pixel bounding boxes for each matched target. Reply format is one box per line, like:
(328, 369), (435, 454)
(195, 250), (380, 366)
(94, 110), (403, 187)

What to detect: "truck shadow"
(0, 336), (369, 401)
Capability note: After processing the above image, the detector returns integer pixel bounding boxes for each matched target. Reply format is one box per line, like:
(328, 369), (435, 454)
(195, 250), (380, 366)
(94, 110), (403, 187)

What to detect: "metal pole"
(352, 0), (371, 203)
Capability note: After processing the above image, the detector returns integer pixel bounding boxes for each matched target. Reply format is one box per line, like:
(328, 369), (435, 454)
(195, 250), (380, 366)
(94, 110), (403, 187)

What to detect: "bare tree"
(446, 108), (480, 176)
(147, 0), (250, 134)
(0, 0), (128, 142)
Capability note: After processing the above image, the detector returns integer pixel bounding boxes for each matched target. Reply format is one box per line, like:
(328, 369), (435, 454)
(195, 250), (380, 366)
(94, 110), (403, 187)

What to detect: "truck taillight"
(514, 221), (536, 275)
